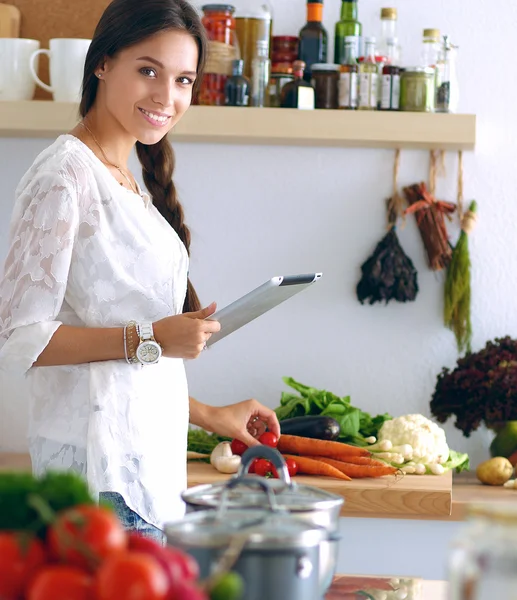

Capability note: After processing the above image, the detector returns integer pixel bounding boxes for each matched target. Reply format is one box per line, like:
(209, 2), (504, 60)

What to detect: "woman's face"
(98, 29), (199, 145)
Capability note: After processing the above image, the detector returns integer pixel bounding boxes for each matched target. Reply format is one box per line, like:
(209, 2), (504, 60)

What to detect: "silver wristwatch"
(135, 322), (162, 365)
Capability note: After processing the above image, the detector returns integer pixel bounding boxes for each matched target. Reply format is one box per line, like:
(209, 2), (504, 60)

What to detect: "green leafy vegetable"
(443, 450), (470, 473)
(276, 377), (392, 443)
(187, 428), (229, 455)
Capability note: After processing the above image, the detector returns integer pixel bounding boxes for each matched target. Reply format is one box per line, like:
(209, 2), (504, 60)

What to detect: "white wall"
(1, 0), (515, 468)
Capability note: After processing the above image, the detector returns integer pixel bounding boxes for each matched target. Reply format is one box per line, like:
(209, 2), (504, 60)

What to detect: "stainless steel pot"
(167, 477), (327, 600)
(181, 446), (344, 596)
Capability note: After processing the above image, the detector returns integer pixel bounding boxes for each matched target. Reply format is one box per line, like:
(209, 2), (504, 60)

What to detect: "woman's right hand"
(153, 302), (221, 359)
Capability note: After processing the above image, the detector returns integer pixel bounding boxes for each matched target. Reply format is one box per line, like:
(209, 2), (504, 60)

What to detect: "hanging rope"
(429, 150), (438, 197)
(457, 150), (464, 222)
(387, 149), (405, 228)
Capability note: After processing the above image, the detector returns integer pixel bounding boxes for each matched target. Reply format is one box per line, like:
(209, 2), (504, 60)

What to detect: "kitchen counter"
(326, 576), (447, 599)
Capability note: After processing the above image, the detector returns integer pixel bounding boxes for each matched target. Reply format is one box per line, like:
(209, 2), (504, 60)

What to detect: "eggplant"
(280, 416), (340, 441)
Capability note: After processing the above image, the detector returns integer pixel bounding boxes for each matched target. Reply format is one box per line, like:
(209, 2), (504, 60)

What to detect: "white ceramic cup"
(0, 38), (40, 101)
(29, 38), (91, 102)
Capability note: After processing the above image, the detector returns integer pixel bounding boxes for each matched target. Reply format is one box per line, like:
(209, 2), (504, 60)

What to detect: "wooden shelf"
(0, 101), (476, 150)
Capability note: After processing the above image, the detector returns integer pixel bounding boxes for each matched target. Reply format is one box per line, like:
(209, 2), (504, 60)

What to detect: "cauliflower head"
(378, 414), (450, 464)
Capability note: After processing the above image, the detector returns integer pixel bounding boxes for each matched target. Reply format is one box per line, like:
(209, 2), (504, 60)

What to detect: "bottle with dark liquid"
(280, 60), (315, 109)
(225, 59), (250, 106)
(298, 0), (328, 82)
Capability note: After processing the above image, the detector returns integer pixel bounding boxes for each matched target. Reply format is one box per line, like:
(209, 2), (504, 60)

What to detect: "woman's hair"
(79, 0), (207, 313)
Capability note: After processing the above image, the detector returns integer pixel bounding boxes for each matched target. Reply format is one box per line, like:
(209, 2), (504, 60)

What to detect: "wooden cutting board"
(0, 3), (21, 37)
(5, 0), (109, 99)
(187, 462), (454, 519)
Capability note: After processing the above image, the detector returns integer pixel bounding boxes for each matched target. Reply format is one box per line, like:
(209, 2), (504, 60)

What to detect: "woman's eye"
(178, 76), (194, 85)
(140, 67), (157, 78)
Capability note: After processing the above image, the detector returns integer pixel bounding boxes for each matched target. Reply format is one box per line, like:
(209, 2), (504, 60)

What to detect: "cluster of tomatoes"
(0, 504), (208, 600)
(230, 432), (298, 479)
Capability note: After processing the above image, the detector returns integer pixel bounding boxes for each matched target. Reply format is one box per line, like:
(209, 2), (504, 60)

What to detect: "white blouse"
(0, 135), (190, 528)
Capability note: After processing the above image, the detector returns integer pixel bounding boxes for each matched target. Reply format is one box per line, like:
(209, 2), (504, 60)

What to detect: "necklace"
(79, 121), (139, 196)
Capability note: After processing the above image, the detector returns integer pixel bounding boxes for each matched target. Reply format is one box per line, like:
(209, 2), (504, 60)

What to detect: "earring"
(97, 73), (102, 78)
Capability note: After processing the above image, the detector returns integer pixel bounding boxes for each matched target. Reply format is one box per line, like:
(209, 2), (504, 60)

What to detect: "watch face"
(136, 341), (162, 365)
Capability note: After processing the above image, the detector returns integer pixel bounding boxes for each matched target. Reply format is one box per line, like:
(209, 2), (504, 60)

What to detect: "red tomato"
(0, 533), (46, 600)
(230, 439), (248, 456)
(247, 458), (258, 474)
(27, 565), (92, 600)
(254, 459), (275, 478)
(285, 457), (299, 477)
(173, 580), (209, 600)
(258, 432), (278, 448)
(128, 532), (199, 585)
(47, 504), (127, 571)
(95, 552), (168, 600)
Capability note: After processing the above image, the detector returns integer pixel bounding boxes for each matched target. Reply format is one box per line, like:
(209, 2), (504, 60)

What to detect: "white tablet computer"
(206, 273), (322, 347)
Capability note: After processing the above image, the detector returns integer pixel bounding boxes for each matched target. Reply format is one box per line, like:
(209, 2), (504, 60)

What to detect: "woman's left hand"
(209, 399), (281, 447)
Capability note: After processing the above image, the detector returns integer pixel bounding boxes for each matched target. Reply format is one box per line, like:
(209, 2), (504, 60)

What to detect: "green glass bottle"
(334, 0), (362, 65)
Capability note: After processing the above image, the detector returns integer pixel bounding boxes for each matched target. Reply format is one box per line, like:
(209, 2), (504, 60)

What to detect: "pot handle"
(238, 445), (292, 486)
(219, 476), (280, 516)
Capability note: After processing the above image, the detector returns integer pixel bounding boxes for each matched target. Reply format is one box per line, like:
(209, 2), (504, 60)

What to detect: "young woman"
(0, 0), (279, 541)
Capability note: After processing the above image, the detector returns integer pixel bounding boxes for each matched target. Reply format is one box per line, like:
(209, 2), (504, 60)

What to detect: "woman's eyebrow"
(136, 56), (165, 68)
(136, 56), (197, 76)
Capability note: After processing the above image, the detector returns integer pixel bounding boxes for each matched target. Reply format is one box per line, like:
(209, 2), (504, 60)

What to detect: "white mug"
(0, 38), (40, 101)
(29, 38), (91, 102)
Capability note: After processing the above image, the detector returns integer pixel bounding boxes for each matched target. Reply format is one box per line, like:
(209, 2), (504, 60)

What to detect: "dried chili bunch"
(404, 182), (456, 271)
(430, 337), (517, 437)
(356, 195), (418, 305)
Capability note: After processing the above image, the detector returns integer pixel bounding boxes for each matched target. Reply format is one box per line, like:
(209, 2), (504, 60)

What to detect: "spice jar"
(272, 36), (298, 63)
(311, 63), (339, 109)
(198, 4), (239, 106)
(399, 67), (435, 112)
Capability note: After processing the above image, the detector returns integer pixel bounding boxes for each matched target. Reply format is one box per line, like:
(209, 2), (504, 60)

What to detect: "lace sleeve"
(0, 171), (79, 376)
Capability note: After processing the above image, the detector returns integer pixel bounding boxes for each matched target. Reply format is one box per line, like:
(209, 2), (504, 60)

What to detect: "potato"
(476, 457), (514, 486)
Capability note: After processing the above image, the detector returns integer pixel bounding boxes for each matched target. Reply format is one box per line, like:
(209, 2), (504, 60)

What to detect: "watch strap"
(137, 322), (154, 342)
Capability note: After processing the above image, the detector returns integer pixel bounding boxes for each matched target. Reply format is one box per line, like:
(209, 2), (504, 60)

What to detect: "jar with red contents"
(198, 4), (239, 106)
(272, 35), (298, 73)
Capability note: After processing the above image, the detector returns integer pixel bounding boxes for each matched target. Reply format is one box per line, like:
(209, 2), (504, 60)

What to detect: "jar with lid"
(268, 63), (295, 108)
(421, 28), (441, 69)
(235, 0), (273, 80)
(272, 35), (298, 72)
(311, 63), (339, 109)
(399, 67), (435, 112)
(448, 504), (517, 599)
(198, 4), (239, 106)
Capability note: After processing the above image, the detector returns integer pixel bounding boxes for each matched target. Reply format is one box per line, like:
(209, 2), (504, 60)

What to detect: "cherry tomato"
(258, 432), (278, 448)
(166, 546), (199, 582)
(230, 439), (248, 456)
(0, 533), (47, 600)
(95, 552), (168, 600)
(254, 459), (275, 478)
(27, 565), (92, 600)
(47, 504), (127, 571)
(285, 457), (299, 477)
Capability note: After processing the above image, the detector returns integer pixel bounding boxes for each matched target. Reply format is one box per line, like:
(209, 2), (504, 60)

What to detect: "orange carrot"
(322, 455), (387, 467)
(283, 454), (352, 481)
(307, 456), (397, 479)
(277, 434), (371, 460)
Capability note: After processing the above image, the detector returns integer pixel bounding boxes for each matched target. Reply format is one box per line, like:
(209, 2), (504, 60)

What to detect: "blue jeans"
(99, 492), (165, 545)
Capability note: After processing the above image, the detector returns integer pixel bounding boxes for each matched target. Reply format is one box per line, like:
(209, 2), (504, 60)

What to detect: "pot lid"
(182, 476), (344, 513)
(165, 508), (326, 550)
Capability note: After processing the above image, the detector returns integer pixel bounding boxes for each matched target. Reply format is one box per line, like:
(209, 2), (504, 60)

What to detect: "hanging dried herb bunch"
(444, 151), (478, 354)
(356, 150), (419, 305)
(430, 337), (517, 437)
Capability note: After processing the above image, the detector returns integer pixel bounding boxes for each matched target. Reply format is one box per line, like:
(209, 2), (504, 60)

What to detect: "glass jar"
(399, 67), (435, 112)
(448, 504), (517, 599)
(198, 4), (239, 106)
(235, 1), (273, 80)
(311, 63), (339, 109)
(272, 36), (299, 64)
(268, 71), (295, 107)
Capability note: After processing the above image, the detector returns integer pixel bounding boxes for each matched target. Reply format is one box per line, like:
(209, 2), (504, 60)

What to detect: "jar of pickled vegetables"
(399, 67), (435, 112)
(198, 4), (239, 106)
